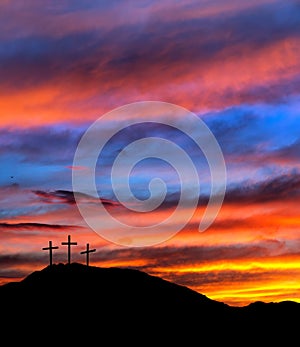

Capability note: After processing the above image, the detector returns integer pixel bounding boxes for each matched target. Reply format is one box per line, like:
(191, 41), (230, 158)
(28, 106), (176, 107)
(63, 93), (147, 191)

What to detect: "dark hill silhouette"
(1, 263), (299, 344)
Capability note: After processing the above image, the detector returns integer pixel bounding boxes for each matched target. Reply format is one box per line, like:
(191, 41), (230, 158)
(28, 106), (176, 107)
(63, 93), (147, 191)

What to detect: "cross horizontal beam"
(61, 234), (77, 264)
(80, 243), (96, 266)
(42, 240), (59, 266)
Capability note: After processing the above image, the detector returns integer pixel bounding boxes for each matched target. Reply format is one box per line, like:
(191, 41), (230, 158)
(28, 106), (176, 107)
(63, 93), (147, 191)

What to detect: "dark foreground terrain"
(1, 263), (299, 344)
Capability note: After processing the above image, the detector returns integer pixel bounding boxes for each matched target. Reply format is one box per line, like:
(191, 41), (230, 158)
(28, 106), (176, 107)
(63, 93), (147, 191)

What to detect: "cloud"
(0, 125), (84, 163)
(0, 1), (300, 306)
(140, 171), (300, 211)
(33, 189), (119, 206)
(0, 0), (299, 127)
(90, 240), (286, 269)
(0, 222), (78, 231)
(0, 240), (286, 275)
(270, 139), (300, 163)
(224, 172), (300, 204)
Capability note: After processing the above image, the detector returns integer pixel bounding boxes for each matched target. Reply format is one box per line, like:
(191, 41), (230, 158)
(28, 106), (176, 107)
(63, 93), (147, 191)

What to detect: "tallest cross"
(61, 235), (77, 264)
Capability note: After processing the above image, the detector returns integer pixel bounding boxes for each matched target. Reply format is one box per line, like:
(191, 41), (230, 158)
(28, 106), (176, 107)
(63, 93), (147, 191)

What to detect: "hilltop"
(1, 263), (299, 343)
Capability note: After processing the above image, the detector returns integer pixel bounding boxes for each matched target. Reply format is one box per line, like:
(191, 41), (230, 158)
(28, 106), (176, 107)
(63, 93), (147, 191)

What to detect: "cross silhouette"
(61, 235), (77, 264)
(80, 243), (96, 266)
(42, 241), (59, 266)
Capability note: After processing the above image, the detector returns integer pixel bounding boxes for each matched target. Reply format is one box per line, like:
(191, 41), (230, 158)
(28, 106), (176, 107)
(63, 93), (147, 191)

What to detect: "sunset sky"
(1, 0), (300, 307)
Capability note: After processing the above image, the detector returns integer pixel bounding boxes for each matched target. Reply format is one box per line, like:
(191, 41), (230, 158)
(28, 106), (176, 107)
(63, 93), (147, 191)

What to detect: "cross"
(42, 241), (59, 266)
(61, 234), (77, 264)
(80, 243), (96, 266)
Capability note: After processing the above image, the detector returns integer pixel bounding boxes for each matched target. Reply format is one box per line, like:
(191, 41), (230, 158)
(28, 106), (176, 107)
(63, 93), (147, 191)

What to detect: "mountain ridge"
(1, 262), (299, 343)
(2, 262), (298, 308)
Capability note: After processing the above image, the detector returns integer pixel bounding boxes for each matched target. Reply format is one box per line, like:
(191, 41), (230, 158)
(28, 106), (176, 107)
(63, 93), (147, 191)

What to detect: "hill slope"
(1, 263), (299, 343)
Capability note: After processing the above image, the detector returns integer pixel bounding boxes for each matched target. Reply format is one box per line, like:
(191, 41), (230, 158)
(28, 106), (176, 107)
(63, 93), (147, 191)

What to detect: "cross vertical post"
(61, 235), (77, 264)
(42, 240), (59, 266)
(80, 243), (96, 266)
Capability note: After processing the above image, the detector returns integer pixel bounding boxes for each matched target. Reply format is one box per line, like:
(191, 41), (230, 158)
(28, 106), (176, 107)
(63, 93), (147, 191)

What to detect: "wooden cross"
(42, 241), (59, 266)
(80, 243), (96, 266)
(61, 234), (77, 264)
